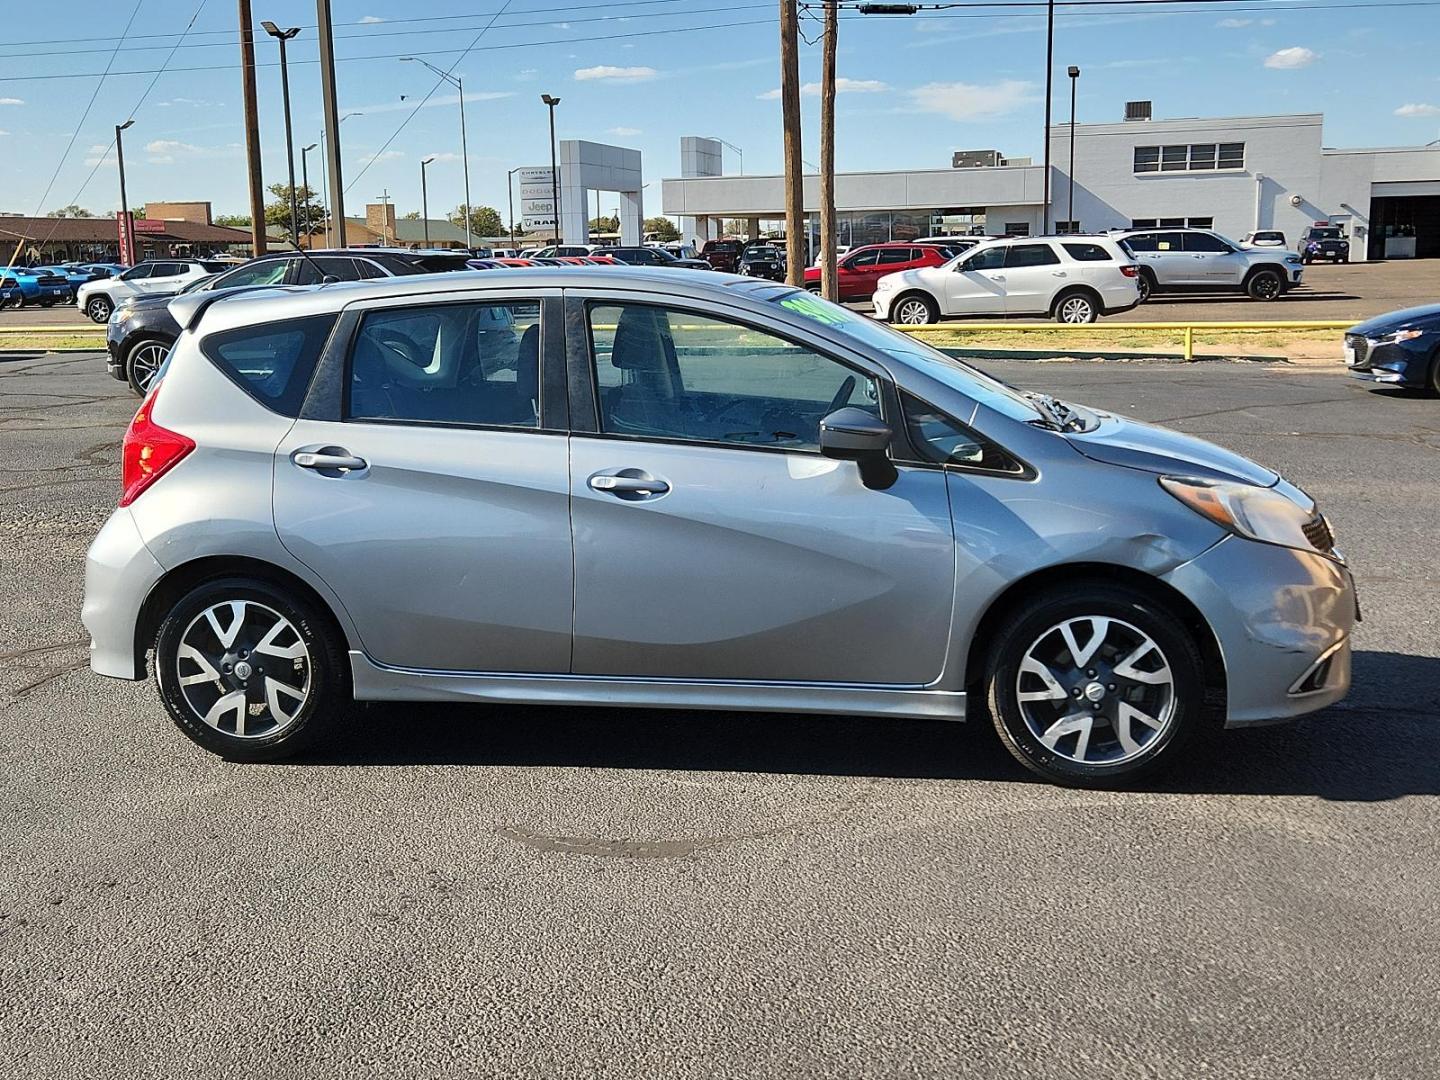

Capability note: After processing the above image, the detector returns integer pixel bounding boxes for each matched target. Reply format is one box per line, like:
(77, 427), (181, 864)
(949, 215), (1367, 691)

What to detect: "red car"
(803, 243), (952, 300)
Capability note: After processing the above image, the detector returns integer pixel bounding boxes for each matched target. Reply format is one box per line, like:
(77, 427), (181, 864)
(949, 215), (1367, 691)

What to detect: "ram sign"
(518, 166), (558, 230)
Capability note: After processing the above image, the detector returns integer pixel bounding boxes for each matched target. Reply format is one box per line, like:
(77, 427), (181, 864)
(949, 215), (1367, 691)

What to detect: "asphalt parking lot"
(2, 350), (1438, 1078)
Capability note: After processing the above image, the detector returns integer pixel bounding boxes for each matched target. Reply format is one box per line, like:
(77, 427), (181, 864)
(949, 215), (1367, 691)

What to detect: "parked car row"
(0, 262), (127, 309)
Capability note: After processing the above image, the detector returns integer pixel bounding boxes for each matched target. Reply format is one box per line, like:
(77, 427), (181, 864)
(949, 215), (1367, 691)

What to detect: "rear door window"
(1004, 244), (1060, 268)
(876, 248), (915, 267)
(1183, 232), (1231, 253)
(202, 315), (337, 416)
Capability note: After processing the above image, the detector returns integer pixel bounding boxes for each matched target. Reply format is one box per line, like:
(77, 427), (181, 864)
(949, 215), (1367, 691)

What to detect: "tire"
(125, 337), (170, 396)
(1245, 268), (1284, 301)
(805, 283), (822, 293)
(12, 294), (26, 310)
(1053, 289), (1099, 324)
(39, 300), (55, 308)
(153, 577), (349, 762)
(1136, 270), (1154, 303)
(983, 583), (1206, 787)
(85, 295), (113, 322)
(892, 292), (938, 326)
(1301, 255), (1312, 265)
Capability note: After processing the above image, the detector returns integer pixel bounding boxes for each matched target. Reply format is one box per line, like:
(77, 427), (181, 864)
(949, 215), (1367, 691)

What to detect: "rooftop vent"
(1125, 100), (1153, 122)
(952, 149), (1004, 168)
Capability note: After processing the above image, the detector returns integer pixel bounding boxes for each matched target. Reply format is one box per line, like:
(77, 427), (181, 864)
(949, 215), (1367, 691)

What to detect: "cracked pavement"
(1, 351), (1437, 1079)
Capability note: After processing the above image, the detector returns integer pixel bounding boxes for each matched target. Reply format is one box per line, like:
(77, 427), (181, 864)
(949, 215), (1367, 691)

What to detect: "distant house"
(289, 203), (477, 250)
(0, 212), (252, 264)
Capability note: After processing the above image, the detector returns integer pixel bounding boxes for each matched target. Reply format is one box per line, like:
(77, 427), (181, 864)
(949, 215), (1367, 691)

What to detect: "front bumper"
(1162, 535), (1356, 726)
(1345, 335), (1435, 389)
(83, 508), (167, 680)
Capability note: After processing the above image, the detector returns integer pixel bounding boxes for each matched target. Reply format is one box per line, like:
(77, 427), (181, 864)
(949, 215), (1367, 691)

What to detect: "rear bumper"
(1162, 535), (1356, 727)
(82, 508), (166, 680)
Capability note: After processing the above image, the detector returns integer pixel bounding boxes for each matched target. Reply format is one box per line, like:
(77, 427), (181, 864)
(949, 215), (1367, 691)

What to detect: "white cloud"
(757, 78), (890, 101)
(607, 126), (642, 136)
(1264, 46), (1317, 69)
(516, 68), (538, 81)
(343, 90), (514, 114)
(422, 151), (463, 163)
(145, 139), (202, 155)
(908, 79), (1038, 121)
(358, 15), (383, 23)
(83, 144), (117, 167)
(1217, 17), (1252, 27)
(1395, 102), (1440, 117)
(142, 139), (239, 165)
(0, 130), (8, 137)
(358, 150), (405, 164)
(0, 97), (23, 106)
(574, 65), (658, 83)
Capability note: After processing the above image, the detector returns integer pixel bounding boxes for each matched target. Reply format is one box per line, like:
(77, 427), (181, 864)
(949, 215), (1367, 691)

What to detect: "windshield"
(746, 247), (779, 259)
(767, 288), (1043, 422)
(1310, 228), (1343, 240)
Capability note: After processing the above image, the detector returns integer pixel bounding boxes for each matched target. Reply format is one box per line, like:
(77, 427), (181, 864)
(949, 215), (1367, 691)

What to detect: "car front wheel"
(85, 296), (113, 322)
(984, 583), (1206, 786)
(892, 293), (938, 325)
(1246, 269), (1284, 301)
(154, 577), (348, 762)
(125, 338), (170, 396)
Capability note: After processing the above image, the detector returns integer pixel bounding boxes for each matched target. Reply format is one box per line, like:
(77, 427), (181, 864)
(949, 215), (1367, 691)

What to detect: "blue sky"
(1, 0), (1437, 222)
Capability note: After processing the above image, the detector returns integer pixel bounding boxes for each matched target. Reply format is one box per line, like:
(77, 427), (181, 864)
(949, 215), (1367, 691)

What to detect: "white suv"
(873, 236), (1141, 324)
(77, 259), (228, 322)
(1114, 228), (1303, 302)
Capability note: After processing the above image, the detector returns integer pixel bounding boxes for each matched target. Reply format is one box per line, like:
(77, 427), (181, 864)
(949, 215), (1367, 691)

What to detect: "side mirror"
(820, 407), (898, 491)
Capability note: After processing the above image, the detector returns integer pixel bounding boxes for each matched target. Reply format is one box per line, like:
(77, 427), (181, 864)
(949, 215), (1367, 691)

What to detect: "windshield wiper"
(1024, 393), (1088, 432)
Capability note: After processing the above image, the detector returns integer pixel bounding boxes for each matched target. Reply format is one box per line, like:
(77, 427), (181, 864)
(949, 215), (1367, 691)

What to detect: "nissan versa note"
(82, 267), (1355, 785)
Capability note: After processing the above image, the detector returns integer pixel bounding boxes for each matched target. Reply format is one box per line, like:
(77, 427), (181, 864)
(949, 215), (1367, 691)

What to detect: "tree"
(215, 213), (252, 228)
(264, 183), (321, 241)
(588, 214), (619, 234)
(47, 204), (95, 218)
(446, 205), (503, 238)
(402, 211), (421, 221)
(643, 216), (679, 241)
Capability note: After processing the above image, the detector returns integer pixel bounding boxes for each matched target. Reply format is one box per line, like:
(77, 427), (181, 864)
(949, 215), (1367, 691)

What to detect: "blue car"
(0, 267), (73, 309)
(1345, 304), (1440, 392)
(77, 262), (126, 280)
(33, 265), (96, 298)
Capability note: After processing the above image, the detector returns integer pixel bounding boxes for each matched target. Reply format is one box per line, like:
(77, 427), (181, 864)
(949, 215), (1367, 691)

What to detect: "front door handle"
(292, 448), (368, 473)
(1052, 270), (1068, 277)
(588, 470), (670, 498)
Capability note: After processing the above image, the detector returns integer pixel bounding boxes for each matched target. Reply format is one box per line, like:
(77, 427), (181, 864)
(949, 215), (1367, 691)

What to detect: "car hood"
(1347, 303), (1440, 337)
(1065, 410), (1278, 487)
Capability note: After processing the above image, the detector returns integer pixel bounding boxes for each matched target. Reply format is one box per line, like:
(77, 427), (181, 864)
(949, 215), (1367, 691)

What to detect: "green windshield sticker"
(779, 293), (853, 326)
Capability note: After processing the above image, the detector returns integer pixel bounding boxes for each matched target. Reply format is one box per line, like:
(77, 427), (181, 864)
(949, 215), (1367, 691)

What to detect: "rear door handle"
(292, 448), (368, 472)
(1052, 271), (1067, 277)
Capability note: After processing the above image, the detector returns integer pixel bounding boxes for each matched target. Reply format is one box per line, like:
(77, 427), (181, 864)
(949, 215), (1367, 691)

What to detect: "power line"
(0, 16), (782, 83)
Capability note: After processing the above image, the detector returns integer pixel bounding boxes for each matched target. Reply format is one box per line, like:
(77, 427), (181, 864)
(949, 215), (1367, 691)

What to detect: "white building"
(661, 106), (1440, 261)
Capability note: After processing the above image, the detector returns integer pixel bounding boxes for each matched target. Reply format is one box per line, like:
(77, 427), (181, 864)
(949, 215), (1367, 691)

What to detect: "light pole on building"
(541, 94), (561, 245)
(402, 57), (474, 251)
(301, 143), (317, 244)
(260, 21), (303, 243)
(1067, 66), (1080, 231)
(115, 119), (135, 264)
(420, 157), (436, 247)
(707, 136), (744, 175)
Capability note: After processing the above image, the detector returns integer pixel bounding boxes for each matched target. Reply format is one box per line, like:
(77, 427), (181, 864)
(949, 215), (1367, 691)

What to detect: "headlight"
(111, 306), (131, 324)
(1286, 255), (1302, 264)
(1372, 328), (1425, 346)
(1160, 476), (1331, 555)
(875, 277), (896, 291)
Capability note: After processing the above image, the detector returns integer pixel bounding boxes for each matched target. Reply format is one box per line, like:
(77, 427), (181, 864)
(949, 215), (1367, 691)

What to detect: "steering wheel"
(828, 375), (857, 413)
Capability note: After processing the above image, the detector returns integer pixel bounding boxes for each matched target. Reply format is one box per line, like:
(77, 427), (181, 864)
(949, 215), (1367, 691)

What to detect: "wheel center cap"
(1083, 681), (1106, 702)
(233, 660), (253, 681)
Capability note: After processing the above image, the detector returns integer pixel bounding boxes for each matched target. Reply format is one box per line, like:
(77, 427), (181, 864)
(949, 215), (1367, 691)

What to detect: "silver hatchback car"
(83, 268), (1355, 785)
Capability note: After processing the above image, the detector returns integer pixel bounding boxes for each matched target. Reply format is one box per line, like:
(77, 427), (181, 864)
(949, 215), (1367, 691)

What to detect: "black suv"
(604, 246), (710, 271)
(1298, 226), (1350, 264)
(105, 249), (446, 395)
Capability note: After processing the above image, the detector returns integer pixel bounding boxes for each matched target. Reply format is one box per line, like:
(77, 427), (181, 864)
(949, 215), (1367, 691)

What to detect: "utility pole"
(819, 0), (839, 301)
(376, 190), (391, 245)
(1041, 0), (1055, 234)
(301, 143), (317, 243)
(421, 158), (435, 247)
(506, 167), (519, 250)
(779, 0), (804, 285)
(237, 0), (266, 255)
(316, 0), (346, 246)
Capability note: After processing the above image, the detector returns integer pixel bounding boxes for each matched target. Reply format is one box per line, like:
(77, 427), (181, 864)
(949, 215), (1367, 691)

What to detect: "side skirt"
(349, 653), (968, 721)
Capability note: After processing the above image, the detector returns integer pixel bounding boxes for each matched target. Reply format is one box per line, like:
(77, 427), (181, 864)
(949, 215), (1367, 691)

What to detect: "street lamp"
(115, 119), (135, 264)
(1067, 66), (1080, 232)
(301, 143), (317, 244)
(420, 157), (436, 247)
(506, 166), (522, 250)
(707, 136), (744, 175)
(260, 21), (303, 244)
(402, 56), (473, 251)
(541, 94), (561, 245)
(320, 111), (361, 248)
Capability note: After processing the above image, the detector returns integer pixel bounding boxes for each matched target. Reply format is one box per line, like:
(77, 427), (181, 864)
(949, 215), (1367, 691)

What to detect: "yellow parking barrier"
(890, 319), (1358, 361)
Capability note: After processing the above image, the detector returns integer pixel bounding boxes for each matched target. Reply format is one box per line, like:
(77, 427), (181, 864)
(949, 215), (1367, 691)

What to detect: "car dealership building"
(661, 106), (1440, 261)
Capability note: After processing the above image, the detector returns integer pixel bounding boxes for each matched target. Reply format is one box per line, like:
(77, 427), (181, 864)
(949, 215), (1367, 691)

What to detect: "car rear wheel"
(125, 338), (169, 396)
(1246, 269), (1284, 301)
(1053, 289), (1099, 324)
(892, 293), (938, 325)
(85, 295), (113, 322)
(984, 584), (1206, 786)
(1135, 270), (1154, 303)
(154, 577), (348, 762)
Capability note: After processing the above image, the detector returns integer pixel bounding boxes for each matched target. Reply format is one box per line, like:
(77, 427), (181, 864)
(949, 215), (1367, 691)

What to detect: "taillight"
(119, 382), (194, 507)
(1120, 264), (1139, 277)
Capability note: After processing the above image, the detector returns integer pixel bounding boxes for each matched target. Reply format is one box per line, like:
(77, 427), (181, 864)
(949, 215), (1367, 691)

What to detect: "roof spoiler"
(168, 284), (304, 333)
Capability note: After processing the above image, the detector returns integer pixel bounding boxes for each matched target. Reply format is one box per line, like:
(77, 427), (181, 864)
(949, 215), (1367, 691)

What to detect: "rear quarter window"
(1061, 243), (1113, 262)
(200, 314), (336, 416)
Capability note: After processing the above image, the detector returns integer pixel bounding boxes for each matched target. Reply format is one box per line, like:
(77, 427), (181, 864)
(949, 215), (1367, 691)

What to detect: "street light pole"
(401, 57), (474, 251)
(506, 167), (520, 250)
(115, 119), (135, 264)
(1067, 66), (1080, 231)
(707, 136), (744, 175)
(319, 112), (360, 248)
(261, 21), (303, 243)
(541, 94), (562, 245)
(421, 157), (436, 247)
(301, 143), (317, 244)
(1041, 0), (1055, 234)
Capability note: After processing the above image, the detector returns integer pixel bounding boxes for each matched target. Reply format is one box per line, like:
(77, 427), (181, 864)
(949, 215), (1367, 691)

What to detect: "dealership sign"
(518, 166), (558, 230)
